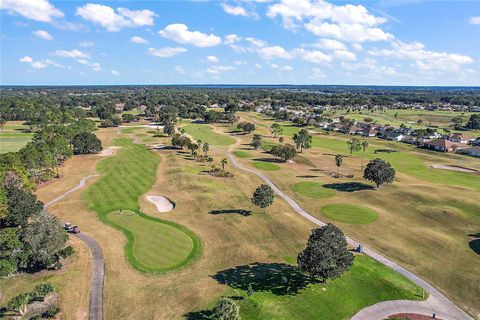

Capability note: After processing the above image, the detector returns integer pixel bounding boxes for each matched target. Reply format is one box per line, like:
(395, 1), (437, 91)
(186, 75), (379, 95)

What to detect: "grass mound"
(294, 181), (336, 199)
(233, 150), (251, 158)
(193, 255), (423, 320)
(182, 123), (235, 146)
(84, 138), (201, 273)
(253, 162), (280, 171)
(320, 204), (378, 224)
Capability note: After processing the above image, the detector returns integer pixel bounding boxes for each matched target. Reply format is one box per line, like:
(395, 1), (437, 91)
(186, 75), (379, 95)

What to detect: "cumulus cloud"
(131, 36), (148, 44)
(19, 56), (33, 63)
(207, 55), (219, 63)
(174, 65), (186, 74)
(257, 45), (293, 59)
(148, 47), (187, 58)
(53, 49), (89, 59)
(224, 34), (242, 45)
(369, 40), (473, 72)
(313, 38), (346, 50)
(79, 40), (94, 47)
(267, 0), (393, 42)
(159, 24), (221, 47)
(245, 37), (267, 47)
(33, 30), (53, 40)
(294, 48), (332, 63)
(110, 70), (120, 76)
(19, 56), (62, 69)
(333, 49), (356, 61)
(76, 4), (156, 31)
(221, 3), (258, 18)
(77, 59), (102, 71)
(1, 0), (63, 22)
(206, 65), (235, 75)
(469, 16), (480, 25)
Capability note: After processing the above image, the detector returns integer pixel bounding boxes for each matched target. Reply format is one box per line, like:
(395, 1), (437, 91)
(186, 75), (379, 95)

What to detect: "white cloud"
(53, 49), (89, 59)
(310, 67), (325, 79)
(224, 34), (241, 45)
(159, 24), (221, 47)
(255, 63), (262, 69)
(245, 37), (267, 47)
(76, 4), (156, 32)
(469, 16), (480, 25)
(257, 45), (293, 59)
(206, 65), (235, 75)
(31, 61), (48, 69)
(267, 0), (393, 43)
(334, 49), (356, 61)
(33, 30), (53, 40)
(234, 60), (247, 65)
(79, 40), (94, 47)
(131, 36), (148, 44)
(221, 3), (258, 18)
(207, 55), (219, 63)
(294, 48), (332, 63)
(77, 59), (102, 71)
(369, 40), (474, 72)
(111, 70), (120, 76)
(283, 65), (294, 71)
(174, 65), (186, 74)
(19, 56), (33, 63)
(313, 38), (346, 50)
(0, 0), (63, 22)
(148, 47), (187, 58)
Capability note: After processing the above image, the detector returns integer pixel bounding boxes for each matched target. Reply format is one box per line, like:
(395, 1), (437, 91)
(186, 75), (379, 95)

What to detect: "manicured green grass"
(0, 132), (33, 153)
(84, 138), (201, 273)
(293, 181), (336, 199)
(205, 255), (423, 320)
(182, 122), (235, 146)
(253, 162), (281, 171)
(320, 204), (378, 224)
(234, 150), (252, 158)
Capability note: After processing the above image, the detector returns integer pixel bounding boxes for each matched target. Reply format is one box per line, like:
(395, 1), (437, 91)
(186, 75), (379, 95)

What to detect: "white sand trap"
(99, 146), (122, 157)
(146, 195), (175, 213)
(431, 164), (478, 173)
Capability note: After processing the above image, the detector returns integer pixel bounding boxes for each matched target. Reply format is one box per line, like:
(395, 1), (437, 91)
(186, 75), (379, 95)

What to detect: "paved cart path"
(44, 175), (104, 320)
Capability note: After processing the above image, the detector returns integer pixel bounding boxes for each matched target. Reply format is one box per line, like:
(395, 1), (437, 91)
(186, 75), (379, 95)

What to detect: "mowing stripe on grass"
(84, 138), (201, 273)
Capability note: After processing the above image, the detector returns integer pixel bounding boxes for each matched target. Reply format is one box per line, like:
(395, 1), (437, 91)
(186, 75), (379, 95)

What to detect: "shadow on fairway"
(209, 209), (252, 216)
(323, 182), (374, 192)
(252, 158), (283, 163)
(297, 175), (319, 178)
(212, 262), (319, 295)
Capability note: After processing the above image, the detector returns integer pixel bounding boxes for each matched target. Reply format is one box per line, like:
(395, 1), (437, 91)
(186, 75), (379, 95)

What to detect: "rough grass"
(182, 122), (235, 146)
(320, 204), (378, 224)
(195, 255), (423, 320)
(233, 150), (251, 158)
(293, 181), (336, 199)
(83, 138), (201, 273)
(253, 161), (281, 171)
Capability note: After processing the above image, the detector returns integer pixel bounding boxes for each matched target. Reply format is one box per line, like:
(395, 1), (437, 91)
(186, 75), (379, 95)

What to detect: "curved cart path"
(225, 151), (472, 320)
(44, 175), (104, 320)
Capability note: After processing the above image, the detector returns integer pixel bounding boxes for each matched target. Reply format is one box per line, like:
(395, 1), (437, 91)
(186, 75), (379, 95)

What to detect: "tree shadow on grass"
(212, 262), (319, 296)
(252, 158), (283, 163)
(209, 209), (252, 216)
(323, 182), (374, 192)
(468, 233), (480, 255)
(183, 296), (243, 320)
(297, 175), (319, 178)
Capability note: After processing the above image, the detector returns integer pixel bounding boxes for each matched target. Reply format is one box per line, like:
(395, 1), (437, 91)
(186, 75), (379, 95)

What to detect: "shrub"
(42, 306), (61, 318)
(57, 246), (75, 258)
(32, 283), (55, 299)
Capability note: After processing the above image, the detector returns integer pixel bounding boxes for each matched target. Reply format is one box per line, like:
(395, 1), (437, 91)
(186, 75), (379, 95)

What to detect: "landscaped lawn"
(182, 122), (235, 146)
(253, 161), (281, 171)
(193, 255), (423, 320)
(293, 181), (336, 199)
(320, 204), (378, 224)
(233, 150), (251, 158)
(84, 138), (201, 273)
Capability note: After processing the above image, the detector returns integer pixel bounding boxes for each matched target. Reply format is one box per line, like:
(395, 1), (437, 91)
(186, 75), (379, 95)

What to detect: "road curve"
(44, 175), (104, 320)
(225, 152), (472, 320)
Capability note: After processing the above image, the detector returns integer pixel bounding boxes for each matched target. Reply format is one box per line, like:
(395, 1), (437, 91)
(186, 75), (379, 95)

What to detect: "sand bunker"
(431, 164), (478, 173)
(146, 195), (175, 213)
(99, 146), (122, 157)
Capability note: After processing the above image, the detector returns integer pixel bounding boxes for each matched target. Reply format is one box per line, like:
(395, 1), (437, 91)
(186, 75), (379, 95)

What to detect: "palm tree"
(220, 158), (227, 170)
(335, 154), (343, 176)
(361, 140), (369, 171)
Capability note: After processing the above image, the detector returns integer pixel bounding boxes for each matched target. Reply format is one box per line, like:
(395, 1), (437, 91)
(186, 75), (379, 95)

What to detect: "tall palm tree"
(361, 140), (369, 171)
(221, 158), (227, 170)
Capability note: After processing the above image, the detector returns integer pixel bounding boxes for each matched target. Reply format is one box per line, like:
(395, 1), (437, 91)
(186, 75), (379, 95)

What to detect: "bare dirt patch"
(99, 146), (122, 157)
(430, 164), (478, 173)
(146, 195), (175, 213)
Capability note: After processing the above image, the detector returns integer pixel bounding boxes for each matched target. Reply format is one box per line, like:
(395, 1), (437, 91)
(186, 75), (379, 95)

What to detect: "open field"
(0, 121), (33, 153)
(320, 204), (378, 224)
(226, 112), (480, 315)
(182, 122), (235, 146)
(83, 138), (201, 273)
(294, 181), (336, 199)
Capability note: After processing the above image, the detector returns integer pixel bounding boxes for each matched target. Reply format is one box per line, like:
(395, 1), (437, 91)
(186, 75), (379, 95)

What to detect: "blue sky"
(1, 0), (479, 86)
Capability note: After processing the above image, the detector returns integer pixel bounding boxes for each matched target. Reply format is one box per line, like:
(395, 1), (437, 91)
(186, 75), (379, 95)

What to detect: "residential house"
(423, 139), (467, 152)
(457, 147), (480, 157)
(449, 133), (476, 144)
(383, 132), (405, 141)
(361, 127), (379, 137)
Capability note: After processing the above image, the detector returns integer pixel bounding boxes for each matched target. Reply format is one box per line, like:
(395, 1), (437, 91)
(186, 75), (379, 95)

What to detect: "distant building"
(457, 147), (480, 157)
(423, 139), (467, 152)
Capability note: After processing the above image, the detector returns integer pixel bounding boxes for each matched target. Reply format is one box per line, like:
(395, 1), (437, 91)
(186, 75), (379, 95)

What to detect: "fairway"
(84, 138), (201, 273)
(233, 150), (251, 158)
(294, 181), (336, 199)
(210, 255), (422, 320)
(253, 161), (281, 171)
(108, 212), (195, 271)
(321, 204), (378, 224)
(182, 122), (235, 146)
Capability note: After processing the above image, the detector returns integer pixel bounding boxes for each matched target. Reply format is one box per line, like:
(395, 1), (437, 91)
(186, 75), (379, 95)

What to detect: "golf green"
(294, 181), (336, 199)
(253, 161), (280, 171)
(320, 204), (378, 224)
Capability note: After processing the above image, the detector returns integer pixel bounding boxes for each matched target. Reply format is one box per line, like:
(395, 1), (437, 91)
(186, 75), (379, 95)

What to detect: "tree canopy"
(363, 158), (396, 188)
